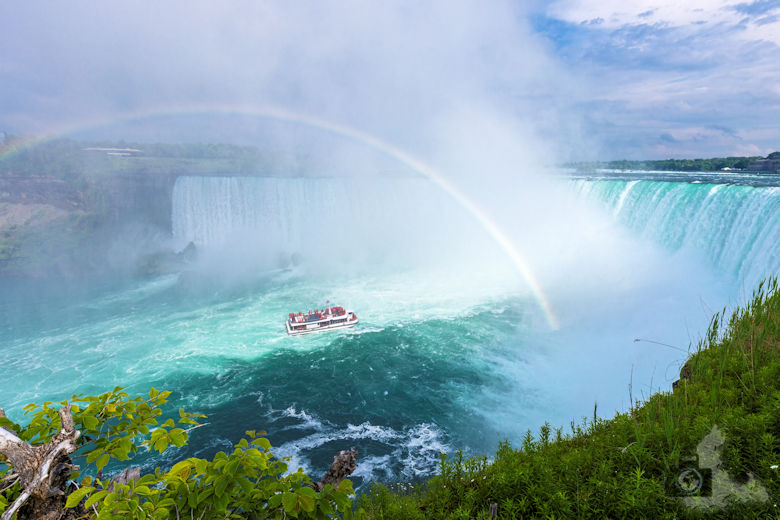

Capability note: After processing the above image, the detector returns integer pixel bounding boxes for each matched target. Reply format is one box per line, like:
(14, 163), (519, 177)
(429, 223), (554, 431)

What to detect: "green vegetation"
(0, 228), (20, 263)
(566, 156), (763, 172)
(0, 389), (356, 519)
(358, 278), (780, 519)
(0, 137), (291, 184)
(565, 152), (780, 172)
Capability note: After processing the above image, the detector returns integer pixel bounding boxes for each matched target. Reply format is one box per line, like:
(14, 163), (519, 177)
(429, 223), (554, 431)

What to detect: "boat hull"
(286, 318), (359, 336)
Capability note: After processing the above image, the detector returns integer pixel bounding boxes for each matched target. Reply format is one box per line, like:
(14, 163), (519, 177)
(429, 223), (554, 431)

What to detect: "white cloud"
(548, 0), (780, 44)
(538, 0), (780, 158)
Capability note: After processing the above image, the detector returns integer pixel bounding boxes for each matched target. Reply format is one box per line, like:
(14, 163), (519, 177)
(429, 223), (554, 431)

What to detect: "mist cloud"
(0, 2), (576, 164)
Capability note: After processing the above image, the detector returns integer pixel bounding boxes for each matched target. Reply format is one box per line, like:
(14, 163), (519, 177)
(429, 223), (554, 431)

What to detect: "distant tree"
(767, 151), (780, 159)
(566, 155), (764, 172)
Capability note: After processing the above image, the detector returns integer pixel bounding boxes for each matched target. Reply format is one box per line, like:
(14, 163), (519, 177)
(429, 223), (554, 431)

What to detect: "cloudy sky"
(1, 1), (778, 160)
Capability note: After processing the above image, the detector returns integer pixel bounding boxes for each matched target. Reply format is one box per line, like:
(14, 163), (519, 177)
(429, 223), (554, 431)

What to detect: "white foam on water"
(281, 406), (325, 431)
(613, 179), (640, 217)
(261, 404), (449, 486)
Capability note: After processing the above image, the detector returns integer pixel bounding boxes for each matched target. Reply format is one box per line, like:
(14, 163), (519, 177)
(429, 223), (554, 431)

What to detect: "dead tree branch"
(0, 406), (82, 520)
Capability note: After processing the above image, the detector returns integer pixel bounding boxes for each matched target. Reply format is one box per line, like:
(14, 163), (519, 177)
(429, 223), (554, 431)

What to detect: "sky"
(0, 0), (778, 161)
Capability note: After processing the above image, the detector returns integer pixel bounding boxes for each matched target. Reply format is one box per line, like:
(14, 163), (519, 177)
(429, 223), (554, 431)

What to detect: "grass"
(356, 278), (780, 519)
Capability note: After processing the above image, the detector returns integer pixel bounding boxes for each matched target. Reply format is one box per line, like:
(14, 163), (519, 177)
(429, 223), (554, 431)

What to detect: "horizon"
(1, 133), (776, 166)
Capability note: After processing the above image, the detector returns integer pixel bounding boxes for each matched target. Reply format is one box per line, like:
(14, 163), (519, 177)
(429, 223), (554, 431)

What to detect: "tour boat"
(286, 305), (358, 335)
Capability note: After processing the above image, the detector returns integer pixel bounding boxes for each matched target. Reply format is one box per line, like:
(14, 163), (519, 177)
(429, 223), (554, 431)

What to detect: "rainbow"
(1, 104), (560, 329)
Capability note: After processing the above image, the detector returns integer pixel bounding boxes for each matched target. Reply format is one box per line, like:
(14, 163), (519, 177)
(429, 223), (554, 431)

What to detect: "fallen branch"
(0, 406), (82, 520)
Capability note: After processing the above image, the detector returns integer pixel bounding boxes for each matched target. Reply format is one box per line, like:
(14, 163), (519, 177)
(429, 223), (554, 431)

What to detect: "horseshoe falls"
(570, 178), (780, 289)
(1, 172), (778, 488)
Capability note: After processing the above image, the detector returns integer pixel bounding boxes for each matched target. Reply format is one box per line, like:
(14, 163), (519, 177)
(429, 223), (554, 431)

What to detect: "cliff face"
(0, 176), (87, 238)
(0, 175), (86, 210)
(0, 172), (178, 278)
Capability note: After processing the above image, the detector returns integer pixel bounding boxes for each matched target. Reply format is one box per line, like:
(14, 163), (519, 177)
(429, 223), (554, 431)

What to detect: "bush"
(0, 388), (356, 519)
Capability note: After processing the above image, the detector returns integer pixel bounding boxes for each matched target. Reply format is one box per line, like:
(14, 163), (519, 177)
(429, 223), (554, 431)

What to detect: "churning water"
(2, 171), (778, 488)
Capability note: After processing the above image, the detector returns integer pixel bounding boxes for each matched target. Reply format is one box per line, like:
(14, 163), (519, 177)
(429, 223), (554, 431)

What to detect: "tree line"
(565, 152), (779, 172)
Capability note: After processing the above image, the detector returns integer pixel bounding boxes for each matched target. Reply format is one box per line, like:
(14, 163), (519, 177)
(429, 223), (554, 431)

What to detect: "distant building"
(746, 158), (780, 173)
(82, 147), (143, 157)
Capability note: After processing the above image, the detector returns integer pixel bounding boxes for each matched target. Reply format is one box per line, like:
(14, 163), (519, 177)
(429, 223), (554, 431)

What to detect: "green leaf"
(236, 476), (254, 494)
(96, 453), (110, 471)
(83, 489), (109, 508)
(197, 487), (214, 506)
(103, 491), (118, 506)
(215, 476), (230, 497)
(65, 486), (95, 508)
(157, 498), (176, 509)
(153, 436), (169, 453)
(319, 500), (335, 516)
(168, 428), (187, 447)
(268, 493), (283, 508)
(134, 485), (152, 496)
(224, 458), (240, 476)
(338, 478), (354, 494)
(297, 486), (317, 498)
(333, 491), (350, 510)
(282, 492), (299, 514)
(81, 414), (99, 431)
(298, 493), (315, 513)
(168, 460), (192, 478)
(86, 448), (104, 464)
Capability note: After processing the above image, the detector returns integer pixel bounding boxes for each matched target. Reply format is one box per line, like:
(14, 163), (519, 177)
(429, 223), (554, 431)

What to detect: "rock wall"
(0, 172), (179, 277)
(0, 175), (85, 210)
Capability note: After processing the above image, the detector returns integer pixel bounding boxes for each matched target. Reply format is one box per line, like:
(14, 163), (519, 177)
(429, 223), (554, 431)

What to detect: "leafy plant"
(0, 388), (357, 519)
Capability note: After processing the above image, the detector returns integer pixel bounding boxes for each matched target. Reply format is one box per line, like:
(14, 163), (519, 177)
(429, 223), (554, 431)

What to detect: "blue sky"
(0, 1), (778, 160)
(534, 0), (780, 159)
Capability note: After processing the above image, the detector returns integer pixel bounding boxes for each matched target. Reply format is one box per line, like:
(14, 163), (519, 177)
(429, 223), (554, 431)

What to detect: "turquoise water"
(2, 173), (779, 488)
(1, 267), (541, 485)
(569, 177), (780, 287)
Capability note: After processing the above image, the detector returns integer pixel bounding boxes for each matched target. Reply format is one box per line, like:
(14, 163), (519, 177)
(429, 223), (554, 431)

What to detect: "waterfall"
(171, 176), (473, 265)
(571, 179), (780, 287)
(172, 175), (780, 287)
